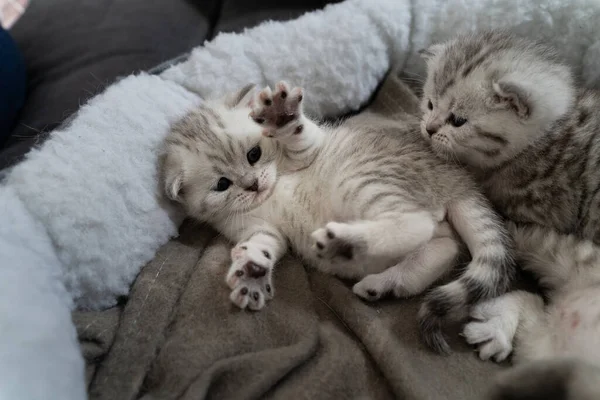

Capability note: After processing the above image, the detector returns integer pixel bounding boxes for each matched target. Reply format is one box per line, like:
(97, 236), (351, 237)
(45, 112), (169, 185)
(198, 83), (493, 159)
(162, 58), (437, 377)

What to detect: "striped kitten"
(159, 81), (514, 343)
(419, 30), (600, 397)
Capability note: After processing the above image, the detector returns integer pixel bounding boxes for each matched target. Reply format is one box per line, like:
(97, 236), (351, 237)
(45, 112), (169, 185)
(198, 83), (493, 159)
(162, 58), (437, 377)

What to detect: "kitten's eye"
(247, 145), (262, 165)
(214, 177), (231, 192)
(448, 113), (467, 127)
(427, 100), (433, 110)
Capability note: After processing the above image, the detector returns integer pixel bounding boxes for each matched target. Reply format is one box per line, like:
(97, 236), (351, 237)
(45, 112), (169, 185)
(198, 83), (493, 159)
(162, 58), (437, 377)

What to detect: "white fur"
(0, 0), (600, 398)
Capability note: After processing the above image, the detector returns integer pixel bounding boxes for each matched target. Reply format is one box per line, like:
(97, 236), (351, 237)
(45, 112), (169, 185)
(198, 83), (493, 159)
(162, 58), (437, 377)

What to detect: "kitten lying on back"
(160, 81), (513, 349)
(419, 30), (600, 398)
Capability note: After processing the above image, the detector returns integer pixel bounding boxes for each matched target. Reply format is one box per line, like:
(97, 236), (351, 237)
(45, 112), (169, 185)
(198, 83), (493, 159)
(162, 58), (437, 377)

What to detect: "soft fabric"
(0, 186), (85, 400)
(76, 221), (502, 400)
(0, 27), (25, 145)
(2, 0), (600, 399)
(6, 75), (201, 310)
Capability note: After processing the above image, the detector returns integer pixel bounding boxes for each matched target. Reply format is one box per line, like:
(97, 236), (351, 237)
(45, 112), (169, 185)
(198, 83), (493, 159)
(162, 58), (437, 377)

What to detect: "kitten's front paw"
(250, 81), (305, 140)
(226, 242), (275, 311)
(311, 222), (363, 263)
(462, 300), (513, 362)
(353, 275), (386, 301)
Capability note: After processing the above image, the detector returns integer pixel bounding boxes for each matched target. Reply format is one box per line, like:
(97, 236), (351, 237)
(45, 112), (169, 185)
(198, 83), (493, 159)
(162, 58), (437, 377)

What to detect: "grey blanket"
(74, 73), (506, 400)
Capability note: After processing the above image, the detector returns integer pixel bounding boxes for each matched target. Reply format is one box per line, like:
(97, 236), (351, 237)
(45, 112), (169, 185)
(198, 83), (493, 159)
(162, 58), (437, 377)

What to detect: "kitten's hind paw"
(311, 222), (365, 263)
(226, 242), (275, 311)
(353, 275), (386, 301)
(250, 81), (305, 140)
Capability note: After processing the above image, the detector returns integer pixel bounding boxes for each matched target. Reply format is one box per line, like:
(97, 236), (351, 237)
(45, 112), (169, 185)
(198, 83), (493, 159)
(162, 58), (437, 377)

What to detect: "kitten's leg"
(250, 81), (325, 170)
(226, 228), (287, 311)
(353, 231), (460, 301)
(311, 211), (438, 272)
(462, 290), (546, 363)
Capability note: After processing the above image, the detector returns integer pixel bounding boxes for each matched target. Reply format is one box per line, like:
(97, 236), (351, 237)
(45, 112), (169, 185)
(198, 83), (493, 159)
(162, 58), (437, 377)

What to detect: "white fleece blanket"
(1, 0), (599, 398)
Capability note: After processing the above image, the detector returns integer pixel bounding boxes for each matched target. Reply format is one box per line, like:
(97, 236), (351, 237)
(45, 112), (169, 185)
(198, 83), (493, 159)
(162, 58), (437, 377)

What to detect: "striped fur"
(159, 82), (513, 333)
(420, 30), (600, 394)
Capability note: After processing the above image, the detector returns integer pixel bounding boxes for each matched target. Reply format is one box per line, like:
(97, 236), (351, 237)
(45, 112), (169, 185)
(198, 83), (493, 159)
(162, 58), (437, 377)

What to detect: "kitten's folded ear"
(164, 171), (184, 202)
(224, 83), (257, 109)
(159, 153), (185, 202)
(492, 81), (531, 118)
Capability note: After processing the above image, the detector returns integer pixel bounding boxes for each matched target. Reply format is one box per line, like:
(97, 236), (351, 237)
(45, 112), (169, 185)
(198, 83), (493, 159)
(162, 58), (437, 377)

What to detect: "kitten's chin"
(430, 140), (455, 162)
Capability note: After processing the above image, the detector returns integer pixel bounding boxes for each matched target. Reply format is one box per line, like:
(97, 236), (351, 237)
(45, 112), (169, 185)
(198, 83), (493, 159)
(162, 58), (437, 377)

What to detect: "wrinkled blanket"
(75, 73), (507, 400)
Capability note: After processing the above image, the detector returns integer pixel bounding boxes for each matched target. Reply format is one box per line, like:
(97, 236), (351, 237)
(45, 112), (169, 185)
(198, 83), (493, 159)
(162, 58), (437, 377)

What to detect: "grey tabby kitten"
(159, 81), (513, 348)
(419, 30), (600, 398)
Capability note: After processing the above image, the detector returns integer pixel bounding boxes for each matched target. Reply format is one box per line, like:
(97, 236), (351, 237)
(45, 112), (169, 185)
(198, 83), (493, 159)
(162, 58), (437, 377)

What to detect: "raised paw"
(353, 274), (387, 301)
(226, 242), (275, 311)
(462, 301), (514, 362)
(249, 81), (305, 139)
(311, 222), (363, 262)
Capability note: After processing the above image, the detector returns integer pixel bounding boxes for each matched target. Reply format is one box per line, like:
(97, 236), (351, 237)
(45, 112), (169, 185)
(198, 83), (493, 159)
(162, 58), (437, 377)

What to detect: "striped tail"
(418, 194), (516, 354)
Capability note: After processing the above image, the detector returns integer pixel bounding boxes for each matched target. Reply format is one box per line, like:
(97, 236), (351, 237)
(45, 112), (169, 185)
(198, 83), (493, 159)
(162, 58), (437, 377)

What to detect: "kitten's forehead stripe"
(225, 135), (236, 158)
(237, 139), (246, 155)
(199, 106), (225, 129)
(434, 33), (517, 98)
(221, 145), (235, 164)
(206, 152), (229, 167)
(438, 78), (454, 97)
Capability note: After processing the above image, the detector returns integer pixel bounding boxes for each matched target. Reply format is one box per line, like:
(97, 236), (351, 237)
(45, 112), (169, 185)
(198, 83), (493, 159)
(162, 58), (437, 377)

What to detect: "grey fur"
(420, 30), (600, 395)
(159, 81), (514, 345)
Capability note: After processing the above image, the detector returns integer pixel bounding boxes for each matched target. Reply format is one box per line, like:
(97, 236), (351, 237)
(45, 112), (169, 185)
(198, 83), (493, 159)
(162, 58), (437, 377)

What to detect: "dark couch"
(1, 0), (340, 170)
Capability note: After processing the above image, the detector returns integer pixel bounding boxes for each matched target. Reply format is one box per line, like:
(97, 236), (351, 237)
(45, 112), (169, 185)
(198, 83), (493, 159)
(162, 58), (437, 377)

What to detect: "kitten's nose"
(426, 126), (437, 136)
(246, 180), (259, 192)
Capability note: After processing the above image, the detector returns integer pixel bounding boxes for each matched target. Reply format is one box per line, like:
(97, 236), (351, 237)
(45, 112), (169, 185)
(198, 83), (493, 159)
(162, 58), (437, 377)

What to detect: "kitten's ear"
(164, 170), (184, 202)
(160, 153), (185, 201)
(492, 81), (531, 118)
(224, 83), (256, 109)
(418, 43), (444, 61)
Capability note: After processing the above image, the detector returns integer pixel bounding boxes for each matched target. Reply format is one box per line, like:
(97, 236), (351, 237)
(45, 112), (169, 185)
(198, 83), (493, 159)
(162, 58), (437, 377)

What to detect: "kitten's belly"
(257, 174), (334, 257)
(544, 286), (600, 366)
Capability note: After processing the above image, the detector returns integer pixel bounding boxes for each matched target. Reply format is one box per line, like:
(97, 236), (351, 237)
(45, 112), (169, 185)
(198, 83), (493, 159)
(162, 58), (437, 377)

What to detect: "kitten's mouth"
(242, 183), (275, 211)
(254, 184), (274, 203)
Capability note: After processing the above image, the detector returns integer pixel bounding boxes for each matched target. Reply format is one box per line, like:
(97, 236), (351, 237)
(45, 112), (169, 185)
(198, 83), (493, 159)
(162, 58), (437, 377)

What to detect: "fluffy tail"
(488, 358), (600, 400)
(418, 194), (516, 354)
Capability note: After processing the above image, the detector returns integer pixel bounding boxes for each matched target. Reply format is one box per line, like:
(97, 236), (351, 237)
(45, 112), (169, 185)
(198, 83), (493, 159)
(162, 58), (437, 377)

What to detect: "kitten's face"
(161, 85), (280, 221)
(419, 76), (527, 169)
(419, 31), (575, 170)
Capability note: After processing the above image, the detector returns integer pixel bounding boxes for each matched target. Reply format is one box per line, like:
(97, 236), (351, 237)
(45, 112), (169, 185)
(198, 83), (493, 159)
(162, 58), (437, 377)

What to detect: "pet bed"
(1, 0), (599, 398)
